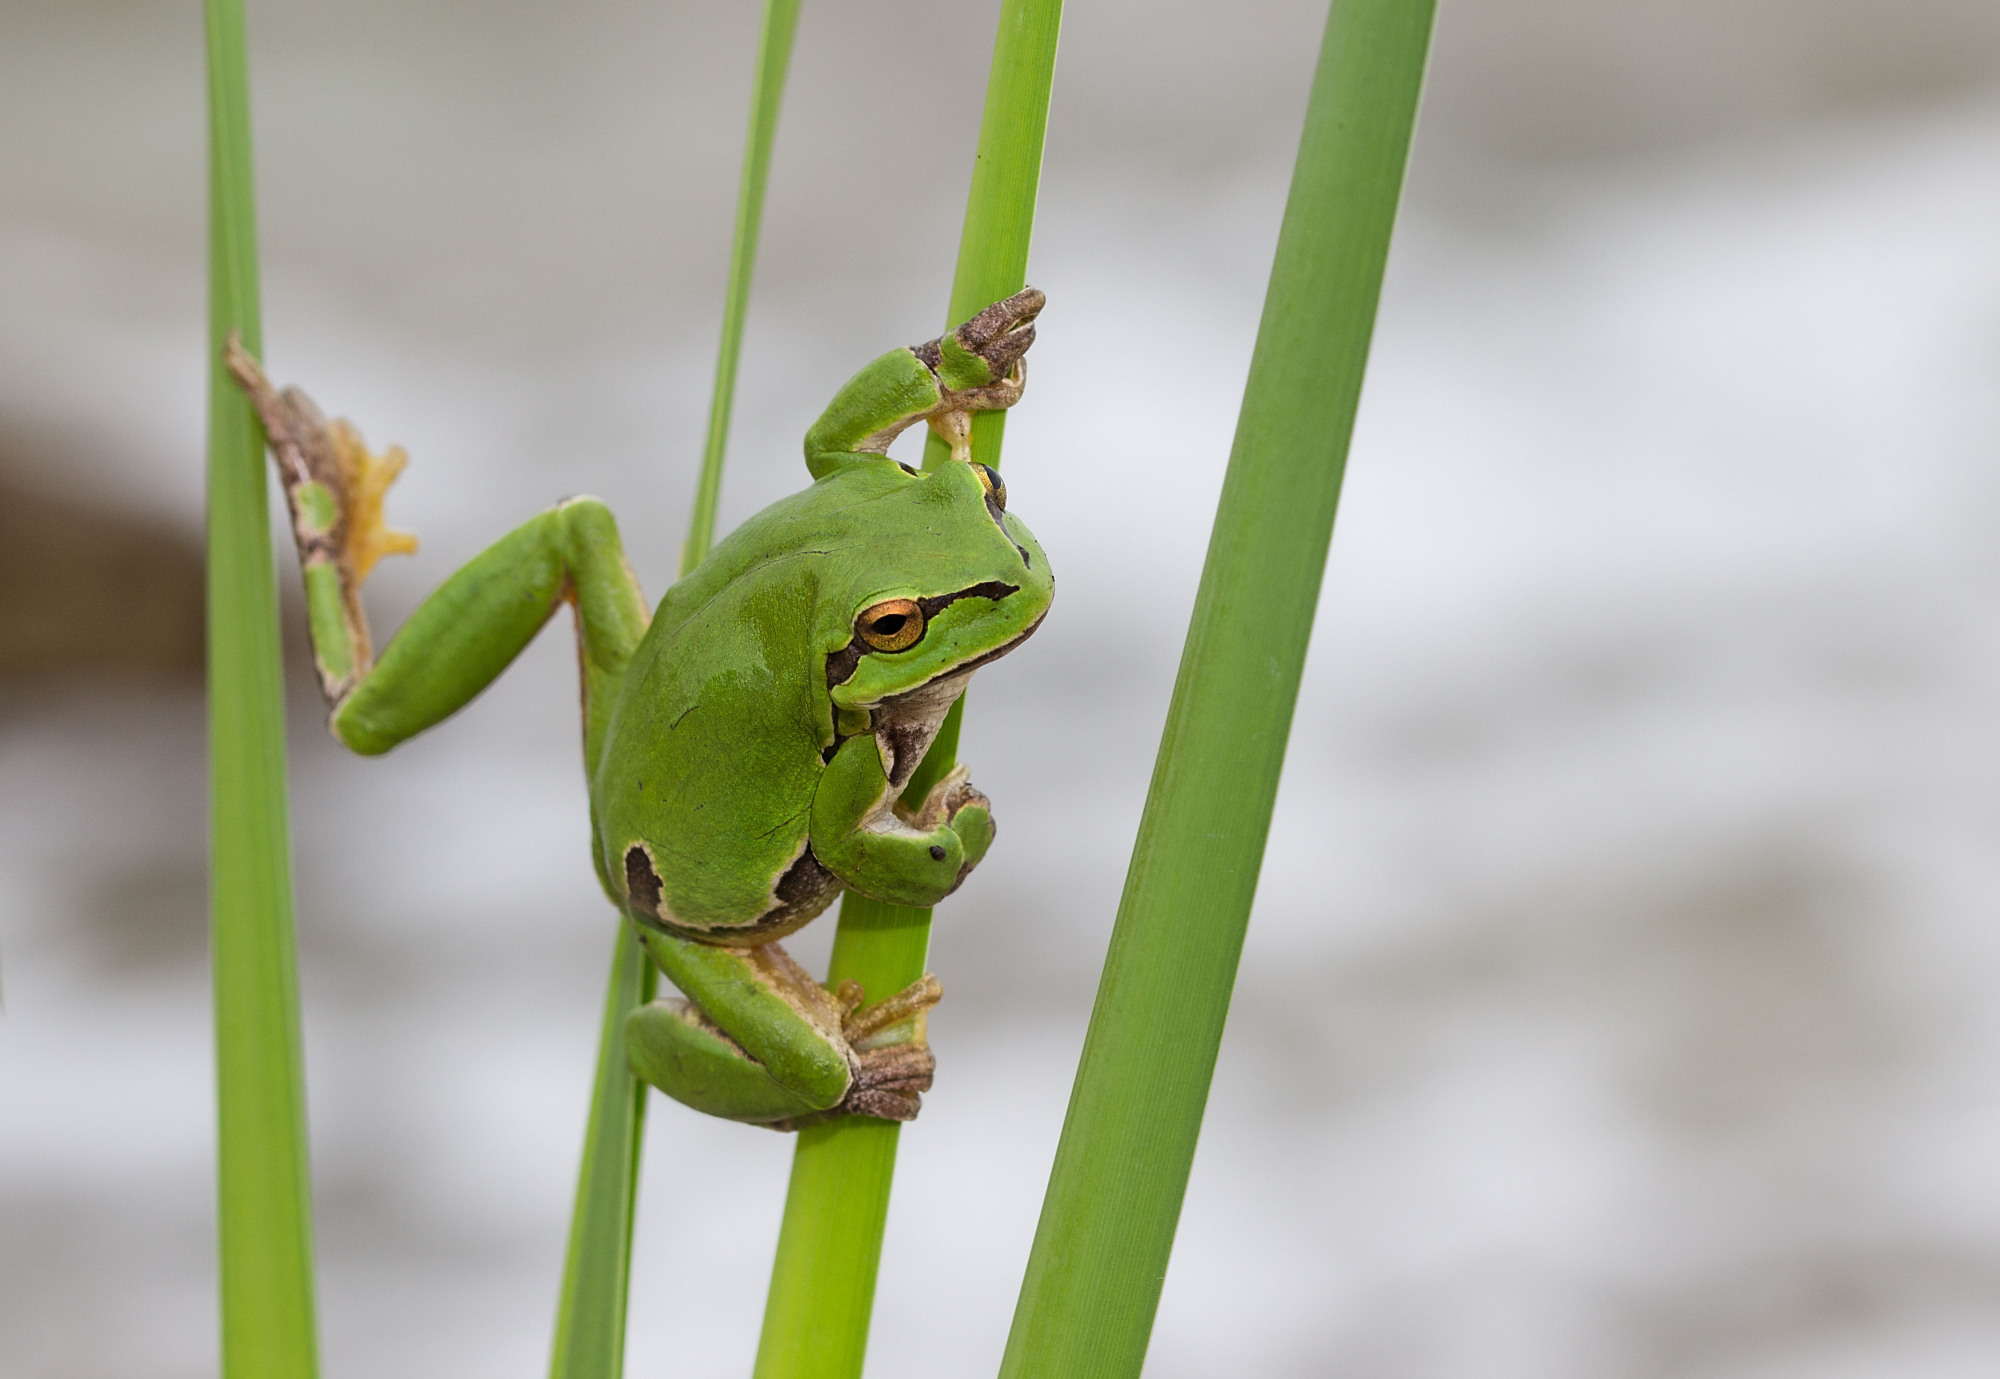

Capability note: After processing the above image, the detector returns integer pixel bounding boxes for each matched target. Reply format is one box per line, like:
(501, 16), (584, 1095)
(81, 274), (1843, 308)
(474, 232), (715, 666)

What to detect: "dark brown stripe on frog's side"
(771, 842), (839, 919)
(623, 840), (841, 949)
(624, 842), (664, 921)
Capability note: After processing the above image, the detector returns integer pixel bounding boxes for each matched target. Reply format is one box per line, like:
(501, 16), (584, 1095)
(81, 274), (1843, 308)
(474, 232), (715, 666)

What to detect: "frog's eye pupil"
(855, 597), (926, 652)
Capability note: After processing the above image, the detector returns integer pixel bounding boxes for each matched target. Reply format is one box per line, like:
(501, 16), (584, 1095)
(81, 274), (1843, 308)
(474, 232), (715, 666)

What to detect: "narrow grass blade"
(996, 3), (1436, 1375)
(753, 4), (1062, 1377)
(548, 927), (653, 1379)
(205, 0), (322, 1374)
(683, 0), (804, 573)
(550, 4), (802, 1375)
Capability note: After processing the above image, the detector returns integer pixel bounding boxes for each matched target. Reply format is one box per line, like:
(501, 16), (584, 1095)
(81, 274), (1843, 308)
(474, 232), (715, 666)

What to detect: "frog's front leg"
(626, 930), (942, 1127)
(802, 287), (1044, 476)
(810, 732), (996, 908)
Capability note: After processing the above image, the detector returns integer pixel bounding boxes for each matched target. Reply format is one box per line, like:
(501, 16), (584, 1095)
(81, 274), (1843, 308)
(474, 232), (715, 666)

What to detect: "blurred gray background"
(5, 0), (2000, 1375)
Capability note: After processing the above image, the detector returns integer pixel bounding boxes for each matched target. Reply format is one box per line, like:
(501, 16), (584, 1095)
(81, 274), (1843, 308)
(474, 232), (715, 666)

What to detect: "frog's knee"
(553, 494), (617, 539)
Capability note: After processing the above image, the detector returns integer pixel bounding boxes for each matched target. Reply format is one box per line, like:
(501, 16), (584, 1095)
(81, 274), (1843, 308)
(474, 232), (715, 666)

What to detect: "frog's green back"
(601, 562), (829, 931)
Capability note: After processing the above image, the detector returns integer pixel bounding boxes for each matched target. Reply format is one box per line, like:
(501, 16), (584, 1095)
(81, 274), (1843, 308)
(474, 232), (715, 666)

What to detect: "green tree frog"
(227, 289), (1052, 1128)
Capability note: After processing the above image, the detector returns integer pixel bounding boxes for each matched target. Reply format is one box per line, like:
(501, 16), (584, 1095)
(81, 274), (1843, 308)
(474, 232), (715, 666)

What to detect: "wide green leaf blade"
(996, 2), (1437, 1375)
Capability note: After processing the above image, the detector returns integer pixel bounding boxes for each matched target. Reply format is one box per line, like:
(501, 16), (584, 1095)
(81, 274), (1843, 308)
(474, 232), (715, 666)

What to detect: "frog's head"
(817, 457), (1053, 788)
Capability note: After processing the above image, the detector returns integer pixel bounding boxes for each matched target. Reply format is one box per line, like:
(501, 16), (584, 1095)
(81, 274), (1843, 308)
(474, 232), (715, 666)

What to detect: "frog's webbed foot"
(327, 419), (419, 585)
(928, 287), (1043, 405)
(914, 287), (1044, 464)
(634, 928), (949, 1129)
(223, 336), (418, 702)
(828, 973), (944, 1122)
(759, 971), (942, 1127)
(802, 288), (1046, 478)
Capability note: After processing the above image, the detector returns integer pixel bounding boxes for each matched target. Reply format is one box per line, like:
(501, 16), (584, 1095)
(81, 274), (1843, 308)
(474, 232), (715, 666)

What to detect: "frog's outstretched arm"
(224, 340), (649, 772)
(627, 929), (941, 1126)
(802, 287), (1043, 477)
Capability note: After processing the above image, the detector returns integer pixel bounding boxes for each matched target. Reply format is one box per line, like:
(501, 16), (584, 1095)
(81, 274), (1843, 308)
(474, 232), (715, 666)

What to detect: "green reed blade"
(550, 4), (802, 1376)
(684, 0), (804, 574)
(548, 926), (653, 1379)
(996, 2), (1436, 1375)
(753, 4), (1062, 1378)
(205, 0), (322, 1375)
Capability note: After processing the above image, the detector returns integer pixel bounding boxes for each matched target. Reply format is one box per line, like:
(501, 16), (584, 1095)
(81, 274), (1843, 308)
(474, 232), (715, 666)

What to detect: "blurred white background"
(5, 0), (2000, 1375)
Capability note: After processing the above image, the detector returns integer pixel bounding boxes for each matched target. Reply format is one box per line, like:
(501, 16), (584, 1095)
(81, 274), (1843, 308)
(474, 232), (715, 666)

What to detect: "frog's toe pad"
(955, 287), (1044, 379)
(942, 778), (991, 822)
(845, 1088), (923, 1121)
(840, 1043), (936, 1122)
(952, 806), (995, 883)
(328, 418), (419, 585)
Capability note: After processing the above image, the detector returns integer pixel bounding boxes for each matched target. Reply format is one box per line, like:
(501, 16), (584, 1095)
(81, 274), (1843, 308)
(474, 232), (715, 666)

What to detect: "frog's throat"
(870, 668), (973, 793)
(623, 837), (841, 949)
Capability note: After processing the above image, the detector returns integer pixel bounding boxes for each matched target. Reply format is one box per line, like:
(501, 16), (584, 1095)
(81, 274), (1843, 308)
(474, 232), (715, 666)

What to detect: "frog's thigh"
(626, 999), (827, 1125)
(810, 735), (968, 908)
(633, 929), (851, 1112)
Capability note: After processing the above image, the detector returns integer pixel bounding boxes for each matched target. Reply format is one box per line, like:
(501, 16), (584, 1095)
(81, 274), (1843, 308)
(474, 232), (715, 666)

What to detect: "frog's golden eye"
(973, 463), (1006, 511)
(856, 598), (925, 652)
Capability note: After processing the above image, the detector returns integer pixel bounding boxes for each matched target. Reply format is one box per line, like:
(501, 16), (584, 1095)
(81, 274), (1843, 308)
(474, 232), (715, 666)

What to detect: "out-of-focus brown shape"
(0, 470), (203, 678)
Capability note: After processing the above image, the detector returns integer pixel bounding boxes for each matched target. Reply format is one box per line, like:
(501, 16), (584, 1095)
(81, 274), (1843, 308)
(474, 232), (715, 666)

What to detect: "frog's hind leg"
(625, 998), (835, 1127)
(628, 928), (942, 1128)
(225, 341), (649, 773)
